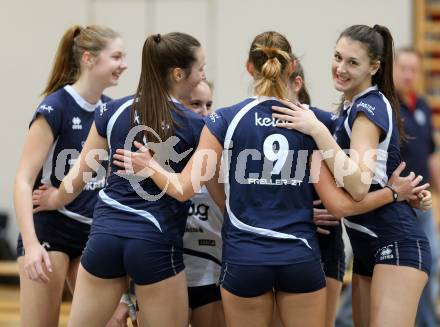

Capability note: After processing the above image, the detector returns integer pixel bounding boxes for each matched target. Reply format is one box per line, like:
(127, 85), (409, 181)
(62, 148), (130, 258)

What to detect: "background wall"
(0, 0), (412, 247)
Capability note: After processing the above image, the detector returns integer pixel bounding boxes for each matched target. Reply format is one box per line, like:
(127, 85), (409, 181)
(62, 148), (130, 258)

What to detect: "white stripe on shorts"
(416, 240), (422, 270)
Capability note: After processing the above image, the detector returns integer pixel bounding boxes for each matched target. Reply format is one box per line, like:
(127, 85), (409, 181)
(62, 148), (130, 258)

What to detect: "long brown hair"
(339, 24), (405, 140)
(248, 31), (293, 99)
(133, 32), (201, 141)
(42, 25), (120, 97)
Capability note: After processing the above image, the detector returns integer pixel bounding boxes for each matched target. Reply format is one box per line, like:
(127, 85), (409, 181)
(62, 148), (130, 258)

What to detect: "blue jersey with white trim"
(309, 106), (341, 134)
(333, 86), (424, 240)
(205, 97), (321, 265)
(92, 96), (205, 245)
(31, 85), (111, 225)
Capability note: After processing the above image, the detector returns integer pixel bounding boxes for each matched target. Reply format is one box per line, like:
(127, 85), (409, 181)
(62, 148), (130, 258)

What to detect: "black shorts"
(348, 229), (431, 277)
(318, 224), (345, 282)
(219, 259), (325, 298)
(81, 233), (184, 285)
(17, 211), (90, 259)
(188, 284), (222, 310)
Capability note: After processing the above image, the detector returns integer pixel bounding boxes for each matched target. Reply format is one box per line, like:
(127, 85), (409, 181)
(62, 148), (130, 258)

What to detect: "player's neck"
(72, 76), (104, 105)
(168, 82), (182, 102)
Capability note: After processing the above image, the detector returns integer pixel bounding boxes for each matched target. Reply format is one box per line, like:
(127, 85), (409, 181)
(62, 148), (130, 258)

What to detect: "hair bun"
(153, 33), (161, 43)
(254, 45), (279, 59)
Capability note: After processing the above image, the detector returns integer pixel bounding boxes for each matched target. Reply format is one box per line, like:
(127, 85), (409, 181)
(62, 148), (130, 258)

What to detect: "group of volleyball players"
(14, 22), (434, 327)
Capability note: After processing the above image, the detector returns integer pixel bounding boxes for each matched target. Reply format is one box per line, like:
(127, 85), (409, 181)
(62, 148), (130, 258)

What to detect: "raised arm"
(113, 125), (223, 202)
(273, 101), (381, 201)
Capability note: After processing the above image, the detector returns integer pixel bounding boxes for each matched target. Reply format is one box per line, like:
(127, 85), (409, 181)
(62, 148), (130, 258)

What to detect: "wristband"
(385, 185), (398, 202)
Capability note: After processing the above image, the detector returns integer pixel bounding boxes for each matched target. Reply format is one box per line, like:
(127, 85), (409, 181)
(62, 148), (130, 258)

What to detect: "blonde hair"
(42, 25), (120, 96)
(249, 31), (293, 98)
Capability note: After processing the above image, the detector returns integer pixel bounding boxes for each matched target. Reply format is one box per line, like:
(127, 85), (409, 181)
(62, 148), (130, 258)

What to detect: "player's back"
(206, 96), (320, 265)
(92, 96), (205, 243)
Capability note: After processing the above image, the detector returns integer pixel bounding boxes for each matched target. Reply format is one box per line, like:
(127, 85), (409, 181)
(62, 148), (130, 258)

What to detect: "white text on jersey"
(255, 112), (287, 127)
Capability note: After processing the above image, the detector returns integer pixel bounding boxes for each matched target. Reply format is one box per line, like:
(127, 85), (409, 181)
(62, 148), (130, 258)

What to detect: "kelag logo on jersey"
(255, 112), (287, 127)
(188, 203), (209, 221)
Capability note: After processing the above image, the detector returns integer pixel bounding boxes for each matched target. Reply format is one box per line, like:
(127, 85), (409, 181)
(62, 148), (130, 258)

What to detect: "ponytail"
(249, 31), (294, 99)
(42, 26), (82, 97)
(372, 25), (404, 140)
(42, 25), (120, 97)
(253, 45), (291, 99)
(133, 32), (201, 142)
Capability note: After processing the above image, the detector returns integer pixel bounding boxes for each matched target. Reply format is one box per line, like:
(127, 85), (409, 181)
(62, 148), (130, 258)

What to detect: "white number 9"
(263, 134), (289, 175)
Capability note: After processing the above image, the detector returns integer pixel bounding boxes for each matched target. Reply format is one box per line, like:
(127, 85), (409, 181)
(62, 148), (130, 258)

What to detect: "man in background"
(394, 47), (440, 327)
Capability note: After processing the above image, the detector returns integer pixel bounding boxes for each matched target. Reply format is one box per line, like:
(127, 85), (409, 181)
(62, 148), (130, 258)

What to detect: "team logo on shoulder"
(100, 103), (107, 116)
(209, 112), (220, 123)
(356, 101), (375, 116)
(376, 244), (394, 261)
(72, 117), (82, 130)
(39, 104), (54, 113)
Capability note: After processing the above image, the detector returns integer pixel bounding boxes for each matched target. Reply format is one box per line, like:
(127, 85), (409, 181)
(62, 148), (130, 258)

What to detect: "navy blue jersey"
(92, 96), (205, 246)
(309, 106), (340, 134)
(31, 85), (111, 224)
(400, 97), (435, 181)
(333, 86), (424, 240)
(205, 96), (321, 266)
